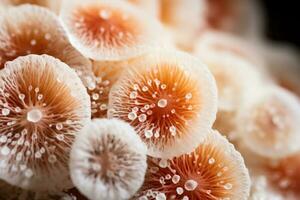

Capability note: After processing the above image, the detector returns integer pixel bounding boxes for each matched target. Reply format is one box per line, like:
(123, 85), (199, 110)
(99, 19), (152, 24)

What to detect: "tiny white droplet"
(56, 134), (64, 141)
(185, 93), (192, 100)
(155, 193), (166, 200)
(184, 179), (198, 191)
(176, 187), (184, 195)
(138, 114), (147, 122)
(45, 33), (51, 40)
(130, 91), (138, 99)
(56, 123), (63, 130)
(144, 130), (153, 138)
(161, 84), (167, 90)
(224, 183), (233, 190)
(208, 157), (215, 165)
(27, 109), (42, 123)
(99, 9), (111, 20)
(128, 112), (137, 121)
(1, 108), (10, 116)
(19, 94), (25, 100)
(92, 93), (99, 100)
(30, 39), (37, 46)
(1, 146), (10, 155)
(0, 136), (8, 143)
(24, 169), (33, 178)
(35, 151), (42, 158)
(15, 107), (21, 113)
(142, 86), (148, 92)
(182, 196), (189, 200)
(158, 99), (168, 108)
(172, 174), (180, 184)
(37, 94), (43, 100)
(159, 159), (168, 168)
(169, 126), (176, 136)
(100, 104), (107, 111)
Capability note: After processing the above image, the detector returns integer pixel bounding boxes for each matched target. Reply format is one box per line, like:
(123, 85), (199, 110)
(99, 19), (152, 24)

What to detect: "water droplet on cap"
(1, 108), (10, 116)
(158, 99), (168, 108)
(184, 179), (198, 191)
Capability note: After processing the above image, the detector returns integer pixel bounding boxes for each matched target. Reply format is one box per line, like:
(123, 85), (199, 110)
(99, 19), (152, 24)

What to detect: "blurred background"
(262, 0), (300, 48)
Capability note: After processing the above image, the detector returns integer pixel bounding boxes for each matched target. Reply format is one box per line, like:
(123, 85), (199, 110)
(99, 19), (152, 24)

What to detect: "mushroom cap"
(127, 0), (160, 18)
(60, 0), (169, 61)
(159, 0), (206, 51)
(108, 49), (218, 158)
(264, 153), (300, 198)
(0, 54), (91, 192)
(197, 51), (262, 111)
(0, 4), (92, 82)
(238, 85), (300, 158)
(0, 0), (62, 14)
(70, 118), (147, 200)
(195, 51), (262, 140)
(135, 130), (251, 200)
(194, 31), (266, 68)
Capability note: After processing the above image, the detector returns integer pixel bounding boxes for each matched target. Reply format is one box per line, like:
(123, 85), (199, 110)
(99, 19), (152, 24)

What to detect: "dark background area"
(262, 0), (300, 48)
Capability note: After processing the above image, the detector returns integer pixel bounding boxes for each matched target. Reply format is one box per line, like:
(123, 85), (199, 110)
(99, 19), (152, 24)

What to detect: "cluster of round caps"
(2, 0), (299, 200)
(0, 4), (92, 79)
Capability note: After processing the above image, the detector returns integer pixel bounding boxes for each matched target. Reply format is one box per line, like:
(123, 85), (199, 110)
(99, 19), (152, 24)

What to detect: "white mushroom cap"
(0, 54), (91, 192)
(238, 85), (300, 158)
(0, 4), (92, 82)
(70, 118), (147, 200)
(108, 48), (218, 158)
(60, 0), (170, 61)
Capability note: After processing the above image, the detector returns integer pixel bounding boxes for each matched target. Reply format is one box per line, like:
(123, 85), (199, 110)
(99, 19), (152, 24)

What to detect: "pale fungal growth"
(60, 0), (167, 61)
(0, 5), (92, 81)
(0, 55), (91, 192)
(108, 49), (217, 158)
(0, 0), (62, 14)
(196, 51), (261, 140)
(160, 0), (206, 51)
(264, 153), (300, 198)
(197, 50), (261, 111)
(238, 85), (300, 159)
(249, 176), (284, 200)
(70, 118), (147, 200)
(194, 31), (265, 67)
(88, 60), (129, 118)
(135, 130), (251, 200)
(126, 0), (160, 18)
